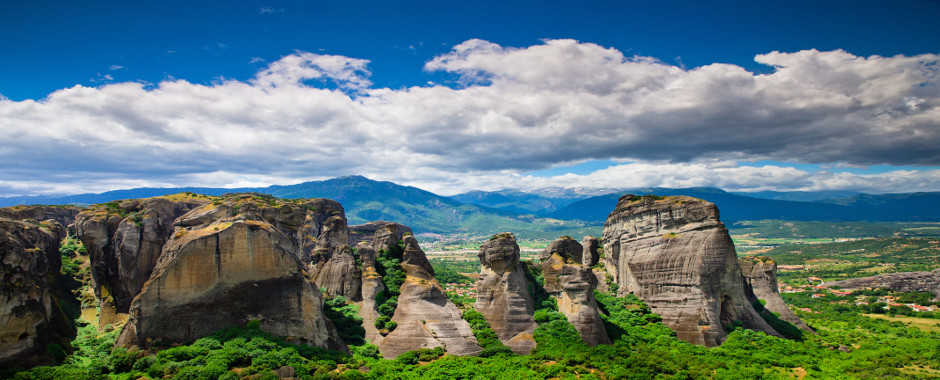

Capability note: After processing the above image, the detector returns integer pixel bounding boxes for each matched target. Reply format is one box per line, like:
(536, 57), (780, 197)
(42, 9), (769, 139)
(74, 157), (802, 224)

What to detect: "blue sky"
(1, 0), (939, 196)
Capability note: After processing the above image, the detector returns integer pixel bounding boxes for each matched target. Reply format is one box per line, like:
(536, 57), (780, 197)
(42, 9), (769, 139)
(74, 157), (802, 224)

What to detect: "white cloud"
(1, 40), (939, 196)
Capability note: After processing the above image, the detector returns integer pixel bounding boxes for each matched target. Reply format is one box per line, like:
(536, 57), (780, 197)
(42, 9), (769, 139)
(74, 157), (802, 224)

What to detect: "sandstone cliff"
(74, 195), (208, 321)
(376, 235), (482, 358)
(309, 215), (361, 301)
(348, 221), (413, 248)
(541, 237), (611, 346)
(739, 257), (813, 332)
(822, 269), (940, 301)
(581, 235), (599, 267)
(0, 217), (73, 368)
(475, 233), (537, 354)
(115, 194), (345, 352)
(0, 205), (81, 230)
(602, 195), (781, 346)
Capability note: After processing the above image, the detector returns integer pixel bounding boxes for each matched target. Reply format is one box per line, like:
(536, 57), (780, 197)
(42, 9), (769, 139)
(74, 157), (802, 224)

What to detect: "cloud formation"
(0, 39), (938, 196)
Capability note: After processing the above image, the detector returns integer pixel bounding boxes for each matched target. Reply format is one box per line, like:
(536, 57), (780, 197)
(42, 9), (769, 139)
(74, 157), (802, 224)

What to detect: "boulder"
(0, 218), (74, 368)
(348, 221), (413, 248)
(602, 195), (781, 346)
(740, 257), (813, 332)
(474, 233), (537, 354)
(538, 236), (582, 263)
(581, 236), (599, 267)
(115, 194), (345, 352)
(372, 223), (410, 256)
(73, 196), (208, 317)
(541, 237), (611, 346)
(377, 236), (481, 358)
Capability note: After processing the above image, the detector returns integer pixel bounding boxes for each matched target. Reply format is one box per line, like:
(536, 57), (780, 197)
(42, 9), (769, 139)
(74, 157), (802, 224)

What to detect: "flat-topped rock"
(602, 195), (781, 346)
(74, 195), (208, 317)
(115, 194), (345, 352)
(823, 269), (940, 301)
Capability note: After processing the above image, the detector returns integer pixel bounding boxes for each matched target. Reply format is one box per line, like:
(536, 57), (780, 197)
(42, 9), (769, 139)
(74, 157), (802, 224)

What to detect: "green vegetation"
(323, 296), (365, 346)
(460, 309), (513, 357)
(373, 241), (406, 334)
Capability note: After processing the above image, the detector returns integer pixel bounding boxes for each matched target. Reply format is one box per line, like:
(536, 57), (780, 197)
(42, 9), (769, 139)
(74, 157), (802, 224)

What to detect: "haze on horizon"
(1, 0), (939, 198)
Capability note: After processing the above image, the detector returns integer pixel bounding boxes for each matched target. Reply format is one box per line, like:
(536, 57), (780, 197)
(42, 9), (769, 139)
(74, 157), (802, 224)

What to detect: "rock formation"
(475, 233), (537, 354)
(602, 195), (781, 347)
(539, 235), (582, 263)
(541, 237), (611, 346)
(377, 235), (481, 358)
(739, 257), (812, 332)
(309, 215), (361, 301)
(348, 221), (413, 248)
(0, 217), (73, 368)
(822, 269), (940, 301)
(298, 199), (346, 264)
(581, 236), (599, 267)
(355, 241), (386, 343)
(74, 195), (208, 320)
(0, 205), (81, 230)
(115, 194), (345, 352)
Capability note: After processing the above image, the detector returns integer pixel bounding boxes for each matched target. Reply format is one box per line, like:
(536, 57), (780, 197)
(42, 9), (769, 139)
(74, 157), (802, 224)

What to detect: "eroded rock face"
(355, 242), (386, 343)
(823, 269), (940, 301)
(539, 236), (582, 263)
(116, 194), (345, 352)
(308, 215), (362, 301)
(348, 221), (413, 248)
(581, 236), (599, 267)
(602, 195), (781, 347)
(74, 196), (208, 316)
(0, 206), (81, 231)
(740, 257), (813, 332)
(541, 237), (611, 346)
(298, 199), (345, 265)
(311, 245), (362, 301)
(475, 233), (537, 354)
(0, 218), (73, 368)
(371, 223), (411, 256)
(377, 236), (481, 358)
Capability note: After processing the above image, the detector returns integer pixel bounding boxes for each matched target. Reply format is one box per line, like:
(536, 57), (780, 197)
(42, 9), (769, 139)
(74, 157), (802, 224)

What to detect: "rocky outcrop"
(309, 215), (362, 301)
(377, 236), (481, 358)
(822, 269), (940, 301)
(581, 236), (599, 267)
(355, 242), (386, 343)
(73, 196), (208, 318)
(475, 233), (537, 354)
(371, 223), (411, 256)
(115, 194), (345, 352)
(298, 199), (345, 264)
(541, 237), (611, 346)
(348, 221), (413, 248)
(539, 236), (582, 263)
(0, 206), (81, 230)
(311, 245), (362, 301)
(602, 195), (781, 347)
(0, 218), (73, 368)
(739, 257), (813, 332)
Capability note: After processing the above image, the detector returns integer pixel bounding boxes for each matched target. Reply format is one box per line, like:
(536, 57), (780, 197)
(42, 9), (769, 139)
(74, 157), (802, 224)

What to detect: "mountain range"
(2, 176), (938, 234)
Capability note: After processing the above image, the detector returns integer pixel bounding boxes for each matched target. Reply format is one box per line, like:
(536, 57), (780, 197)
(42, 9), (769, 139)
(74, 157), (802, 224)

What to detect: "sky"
(1, 0), (939, 197)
